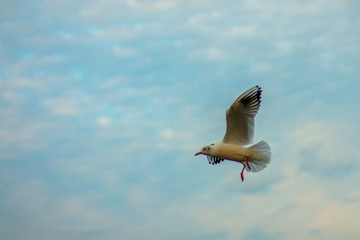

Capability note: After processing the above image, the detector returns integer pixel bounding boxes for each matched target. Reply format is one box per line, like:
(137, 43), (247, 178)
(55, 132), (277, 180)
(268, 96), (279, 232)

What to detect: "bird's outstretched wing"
(222, 86), (262, 145)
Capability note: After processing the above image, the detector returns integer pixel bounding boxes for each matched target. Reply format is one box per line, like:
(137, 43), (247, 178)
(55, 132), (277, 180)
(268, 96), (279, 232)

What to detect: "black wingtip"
(236, 85), (262, 116)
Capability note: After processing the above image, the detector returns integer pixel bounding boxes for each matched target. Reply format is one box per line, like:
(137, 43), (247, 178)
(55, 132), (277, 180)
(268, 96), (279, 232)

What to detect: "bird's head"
(194, 144), (214, 156)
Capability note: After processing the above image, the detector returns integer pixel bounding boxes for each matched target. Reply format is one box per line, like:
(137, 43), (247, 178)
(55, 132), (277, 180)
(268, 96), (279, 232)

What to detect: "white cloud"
(275, 41), (293, 55)
(250, 62), (272, 73)
(312, 202), (360, 238)
(158, 129), (175, 140)
(127, 0), (180, 11)
(98, 117), (110, 126)
(44, 98), (82, 115)
(290, 121), (360, 177)
(156, 127), (196, 151)
(226, 26), (256, 39)
(187, 48), (226, 62)
(91, 25), (139, 41)
(206, 48), (225, 61)
(151, 0), (179, 11)
(112, 45), (139, 58)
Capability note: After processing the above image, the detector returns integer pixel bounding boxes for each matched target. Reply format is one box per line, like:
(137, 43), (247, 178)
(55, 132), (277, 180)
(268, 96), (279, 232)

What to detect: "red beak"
(194, 152), (202, 156)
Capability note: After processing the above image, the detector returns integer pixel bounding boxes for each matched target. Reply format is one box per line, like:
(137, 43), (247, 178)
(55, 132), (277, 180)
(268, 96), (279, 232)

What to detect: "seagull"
(194, 86), (271, 182)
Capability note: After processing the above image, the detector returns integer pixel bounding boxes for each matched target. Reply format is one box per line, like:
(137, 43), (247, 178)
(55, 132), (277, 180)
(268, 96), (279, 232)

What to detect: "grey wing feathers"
(222, 86), (262, 145)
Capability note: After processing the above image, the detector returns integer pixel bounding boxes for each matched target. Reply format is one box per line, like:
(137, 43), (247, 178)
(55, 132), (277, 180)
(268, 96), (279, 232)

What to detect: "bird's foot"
(246, 157), (251, 170)
(240, 163), (246, 182)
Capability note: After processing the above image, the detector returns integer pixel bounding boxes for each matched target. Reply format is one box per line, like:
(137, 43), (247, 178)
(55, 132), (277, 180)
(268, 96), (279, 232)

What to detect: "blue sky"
(1, 0), (360, 239)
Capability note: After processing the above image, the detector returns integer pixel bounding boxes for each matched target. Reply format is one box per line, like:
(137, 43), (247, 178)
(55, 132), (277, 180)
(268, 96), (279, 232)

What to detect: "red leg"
(240, 162), (246, 182)
(246, 156), (251, 170)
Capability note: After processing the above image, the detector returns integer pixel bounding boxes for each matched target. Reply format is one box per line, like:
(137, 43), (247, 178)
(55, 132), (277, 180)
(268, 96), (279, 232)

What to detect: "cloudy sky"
(1, 0), (360, 239)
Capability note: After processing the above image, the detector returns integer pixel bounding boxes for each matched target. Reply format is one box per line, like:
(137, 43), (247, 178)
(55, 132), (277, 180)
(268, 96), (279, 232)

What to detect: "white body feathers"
(208, 141), (271, 173)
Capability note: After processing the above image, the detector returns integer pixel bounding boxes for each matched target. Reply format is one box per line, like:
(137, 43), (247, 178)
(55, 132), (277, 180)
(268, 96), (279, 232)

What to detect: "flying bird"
(195, 86), (271, 182)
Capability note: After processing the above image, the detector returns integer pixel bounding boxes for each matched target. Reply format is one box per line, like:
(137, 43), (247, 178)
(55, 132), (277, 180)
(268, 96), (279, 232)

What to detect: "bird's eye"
(207, 147), (210, 150)
(202, 147), (206, 151)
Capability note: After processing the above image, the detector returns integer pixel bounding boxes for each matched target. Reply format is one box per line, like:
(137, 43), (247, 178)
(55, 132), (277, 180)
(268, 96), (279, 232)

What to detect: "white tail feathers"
(246, 140), (271, 173)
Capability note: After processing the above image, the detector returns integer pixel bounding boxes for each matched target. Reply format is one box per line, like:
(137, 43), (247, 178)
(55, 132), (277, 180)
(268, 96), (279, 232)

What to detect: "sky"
(1, 0), (360, 239)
